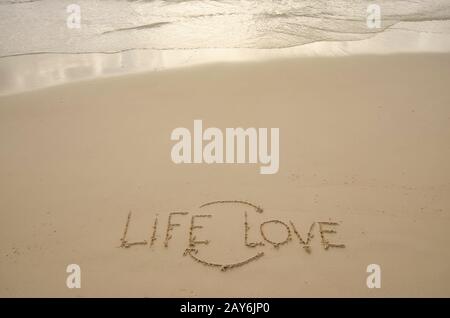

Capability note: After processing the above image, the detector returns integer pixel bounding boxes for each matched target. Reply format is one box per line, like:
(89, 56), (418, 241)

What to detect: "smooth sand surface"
(0, 54), (449, 297)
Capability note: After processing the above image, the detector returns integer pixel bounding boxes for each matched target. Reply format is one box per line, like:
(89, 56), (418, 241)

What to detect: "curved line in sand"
(184, 249), (265, 272)
(199, 200), (263, 213)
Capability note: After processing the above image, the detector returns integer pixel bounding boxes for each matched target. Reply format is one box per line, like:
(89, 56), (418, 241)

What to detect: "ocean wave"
(0, 0), (449, 57)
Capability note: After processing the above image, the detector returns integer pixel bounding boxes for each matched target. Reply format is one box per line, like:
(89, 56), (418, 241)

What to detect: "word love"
(119, 200), (345, 271)
(170, 120), (280, 174)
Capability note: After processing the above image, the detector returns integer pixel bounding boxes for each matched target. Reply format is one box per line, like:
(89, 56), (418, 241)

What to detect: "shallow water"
(1, 0), (450, 95)
(1, 0), (450, 56)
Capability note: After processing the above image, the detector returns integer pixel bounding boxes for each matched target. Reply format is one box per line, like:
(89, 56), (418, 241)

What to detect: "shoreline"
(2, 23), (450, 96)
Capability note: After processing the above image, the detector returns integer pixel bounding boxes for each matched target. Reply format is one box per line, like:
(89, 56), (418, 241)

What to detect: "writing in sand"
(119, 200), (345, 271)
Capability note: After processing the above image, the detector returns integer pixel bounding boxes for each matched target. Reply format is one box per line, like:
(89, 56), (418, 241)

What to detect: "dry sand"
(0, 54), (449, 297)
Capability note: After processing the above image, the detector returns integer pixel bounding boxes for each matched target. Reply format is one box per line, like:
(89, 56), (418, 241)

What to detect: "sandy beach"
(0, 53), (449, 297)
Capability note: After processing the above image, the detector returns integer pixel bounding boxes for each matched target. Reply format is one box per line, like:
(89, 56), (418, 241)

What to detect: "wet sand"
(0, 54), (449, 297)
